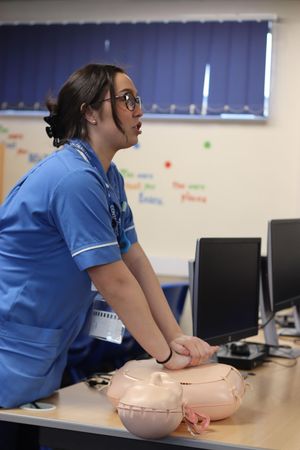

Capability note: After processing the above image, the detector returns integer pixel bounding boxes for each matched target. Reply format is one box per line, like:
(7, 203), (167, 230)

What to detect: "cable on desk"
(30, 401), (41, 409)
(263, 358), (298, 368)
(243, 340), (292, 352)
(85, 373), (113, 391)
(258, 312), (275, 330)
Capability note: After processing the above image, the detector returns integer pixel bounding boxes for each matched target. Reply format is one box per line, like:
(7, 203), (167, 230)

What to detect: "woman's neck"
(87, 138), (116, 173)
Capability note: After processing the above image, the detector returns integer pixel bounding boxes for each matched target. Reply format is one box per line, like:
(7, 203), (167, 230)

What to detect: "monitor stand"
(260, 261), (300, 359)
(261, 316), (300, 358)
(278, 304), (300, 337)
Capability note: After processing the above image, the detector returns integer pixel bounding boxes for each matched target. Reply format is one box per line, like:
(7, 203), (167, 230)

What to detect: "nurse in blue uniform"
(0, 64), (218, 414)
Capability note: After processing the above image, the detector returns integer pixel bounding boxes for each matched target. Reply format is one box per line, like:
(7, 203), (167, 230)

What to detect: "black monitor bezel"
(192, 237), (261, 346)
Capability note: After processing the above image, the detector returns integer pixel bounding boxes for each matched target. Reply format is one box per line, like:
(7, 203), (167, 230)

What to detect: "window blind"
(0, 20), (270, 118)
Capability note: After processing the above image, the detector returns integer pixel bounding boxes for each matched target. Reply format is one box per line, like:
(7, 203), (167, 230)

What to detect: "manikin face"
(95, 72), (143, 152)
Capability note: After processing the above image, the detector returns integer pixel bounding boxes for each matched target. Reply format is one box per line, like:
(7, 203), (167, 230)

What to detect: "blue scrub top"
(0, 139), (137, 407)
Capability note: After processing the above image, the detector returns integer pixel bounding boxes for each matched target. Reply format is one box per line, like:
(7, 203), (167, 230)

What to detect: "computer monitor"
(191, 237), (267, 369)
(192, 238), (261, 346)
(260, 219), (300, 357)
(267, 219), (300, 312)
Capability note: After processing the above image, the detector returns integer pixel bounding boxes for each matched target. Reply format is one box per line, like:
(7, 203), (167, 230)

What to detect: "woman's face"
(97, 72), (143, 151)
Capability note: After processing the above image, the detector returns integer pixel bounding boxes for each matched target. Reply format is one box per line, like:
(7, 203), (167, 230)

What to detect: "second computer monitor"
(267, 218), (300, 312)
(192, 238), (261, 346)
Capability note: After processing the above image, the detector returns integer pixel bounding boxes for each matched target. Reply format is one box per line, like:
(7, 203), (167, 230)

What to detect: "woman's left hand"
(170, 335), (219, 366)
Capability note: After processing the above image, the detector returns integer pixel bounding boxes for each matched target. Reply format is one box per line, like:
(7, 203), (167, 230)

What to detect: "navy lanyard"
(68, 140), (122, 239)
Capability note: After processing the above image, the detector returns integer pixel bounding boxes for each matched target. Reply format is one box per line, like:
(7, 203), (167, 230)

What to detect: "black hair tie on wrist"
(156, 348), (173, 365)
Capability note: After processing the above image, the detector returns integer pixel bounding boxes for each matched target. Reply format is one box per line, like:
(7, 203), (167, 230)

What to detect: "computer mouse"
(230, 342), (251, 357)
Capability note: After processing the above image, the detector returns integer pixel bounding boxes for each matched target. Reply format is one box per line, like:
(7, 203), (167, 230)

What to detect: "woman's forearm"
(122, 243), (184, 343)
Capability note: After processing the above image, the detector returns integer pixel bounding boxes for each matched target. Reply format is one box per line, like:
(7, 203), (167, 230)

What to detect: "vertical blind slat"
(247, 21), (268, 112)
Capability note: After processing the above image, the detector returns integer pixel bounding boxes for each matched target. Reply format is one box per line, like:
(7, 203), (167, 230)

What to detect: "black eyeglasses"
(101, 92), (142, 112)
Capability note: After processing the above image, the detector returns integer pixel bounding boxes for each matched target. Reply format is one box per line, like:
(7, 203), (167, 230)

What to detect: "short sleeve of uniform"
(50, 168), (121, 271)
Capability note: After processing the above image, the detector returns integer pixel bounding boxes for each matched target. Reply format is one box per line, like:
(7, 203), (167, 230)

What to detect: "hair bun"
(44, 113), (61, 147)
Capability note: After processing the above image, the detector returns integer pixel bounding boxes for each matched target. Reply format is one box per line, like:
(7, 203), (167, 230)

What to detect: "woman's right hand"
(163, 351), (191, 370)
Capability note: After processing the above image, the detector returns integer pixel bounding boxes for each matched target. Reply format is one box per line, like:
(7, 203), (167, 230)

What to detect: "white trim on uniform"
(72, 241), (118, 257)
(75, 148), (89, 162)
(124, 225), (135, 232)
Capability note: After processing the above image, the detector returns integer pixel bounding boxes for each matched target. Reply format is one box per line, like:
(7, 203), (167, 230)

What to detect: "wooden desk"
(0, 349), (300, 450)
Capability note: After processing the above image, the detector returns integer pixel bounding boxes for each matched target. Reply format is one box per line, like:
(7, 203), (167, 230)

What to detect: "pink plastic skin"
(107, 359), (246, 421)
(117, 372), (184, 439)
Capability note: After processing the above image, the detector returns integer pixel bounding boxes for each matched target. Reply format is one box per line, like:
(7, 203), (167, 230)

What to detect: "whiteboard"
(1, 115), (299, 275)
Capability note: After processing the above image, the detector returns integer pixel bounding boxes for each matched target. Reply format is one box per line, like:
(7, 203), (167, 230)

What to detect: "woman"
(0, 64), (218, 410)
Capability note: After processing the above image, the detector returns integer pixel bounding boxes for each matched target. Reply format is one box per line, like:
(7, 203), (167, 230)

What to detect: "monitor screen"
(192, 238), (261, 346)
(267, 219), (300, 312)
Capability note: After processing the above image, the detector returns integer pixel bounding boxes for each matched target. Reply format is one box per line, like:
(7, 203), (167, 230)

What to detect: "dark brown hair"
(45, 63), (125, 147)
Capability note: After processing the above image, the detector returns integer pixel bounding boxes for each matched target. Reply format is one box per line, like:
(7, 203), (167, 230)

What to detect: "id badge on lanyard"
(89, 286), (125, 344)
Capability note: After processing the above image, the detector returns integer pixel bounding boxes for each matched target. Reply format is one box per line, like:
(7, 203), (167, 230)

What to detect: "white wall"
(1, 0), (300, 276)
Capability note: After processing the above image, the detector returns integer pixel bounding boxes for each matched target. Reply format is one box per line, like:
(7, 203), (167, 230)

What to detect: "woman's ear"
(80, 103), (97, 125)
